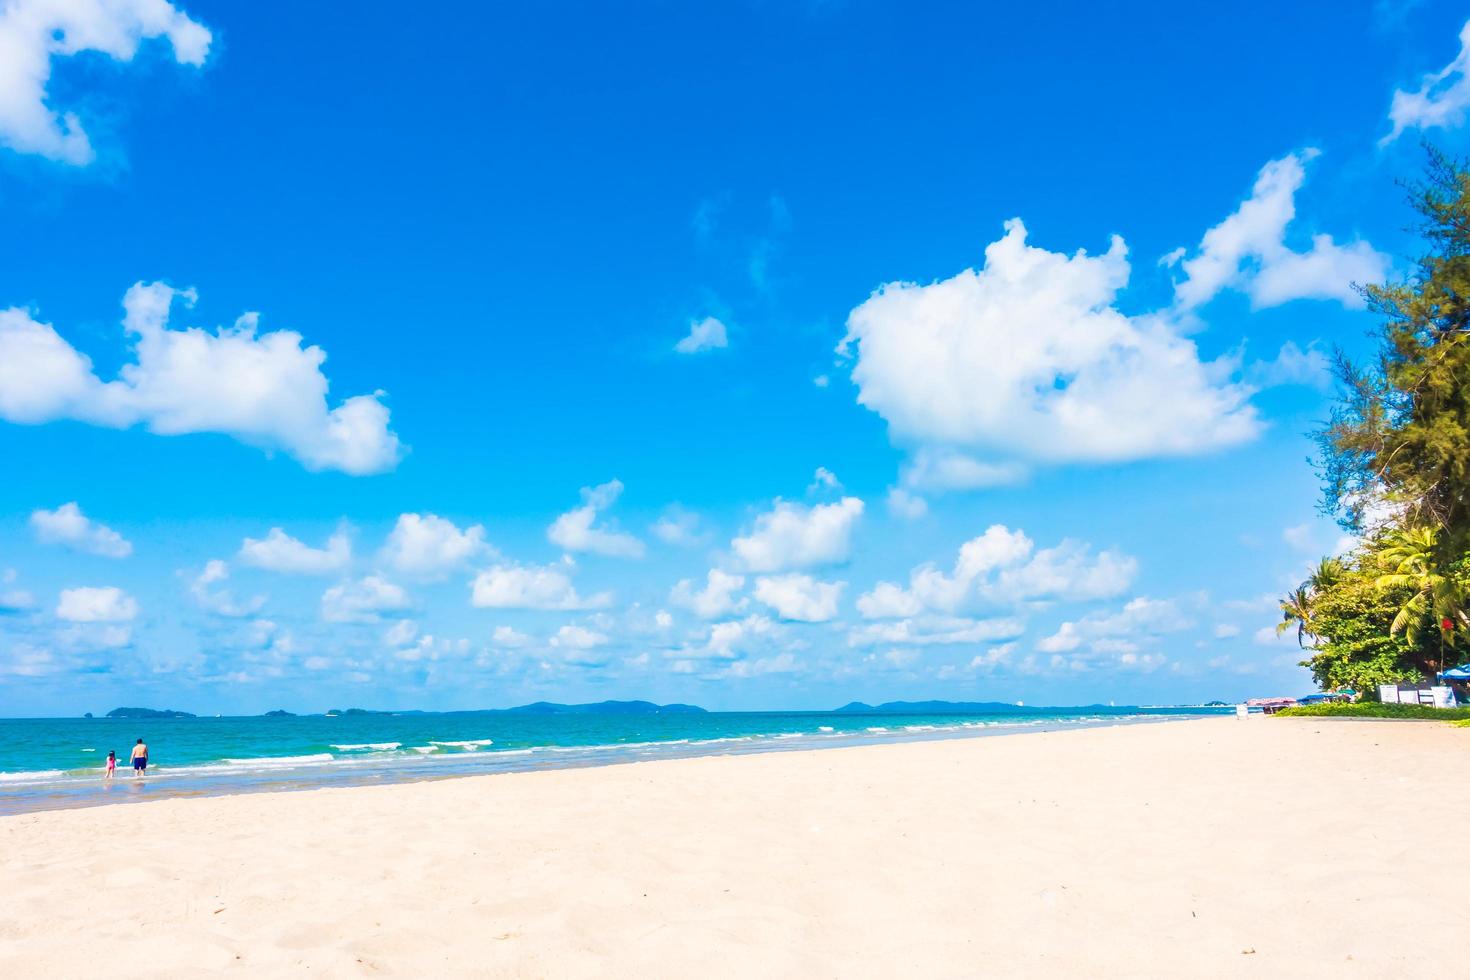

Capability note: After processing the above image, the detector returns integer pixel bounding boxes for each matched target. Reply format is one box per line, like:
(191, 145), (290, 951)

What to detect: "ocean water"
(0, 706), (1227, 815)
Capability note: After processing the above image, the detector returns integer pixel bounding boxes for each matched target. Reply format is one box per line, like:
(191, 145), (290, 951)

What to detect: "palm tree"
(1276, 585), (1316, 647)
(1309, 556), (1346, 592)
(1373, 526), (1468, 664)
(1275, 558), (1345, 648)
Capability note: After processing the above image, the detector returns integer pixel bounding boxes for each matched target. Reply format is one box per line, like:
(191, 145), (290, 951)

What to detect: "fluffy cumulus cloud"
(670, 568), (747, 619)
(30, 502), (131, 558)
(491, 625), (532, 648)
(239, 528), (351, 575)
(0, 0), (211, 164)
(1384, 19), (1470, 144)
(1169, 151), (1389, 311)
(685, 614), (778, 661)
(840, 220), (1258, 476)
(650, 506), (704, 547)
(731, 496), (864, 572)
(550, 625), (608, 649)
(673, 316), (729, 354)
(1249, 341), (1331, 391)
(847, 615), (1025, 647)
(547, 479), (644, 558)
(320, 575), (411, 623)
(381, 513), (487, 578)
(886, 487), (928, 520)
(856, 525), (1135, 618)
(470, 561), (611, 611)
(190, 560), (265, 618)
(0, 283), (402, 474)
(752, 574), (844, 622)
(899, 449), (1028, 492)
(55, 586), (138, 622)
(1036, 597), (1193, 665)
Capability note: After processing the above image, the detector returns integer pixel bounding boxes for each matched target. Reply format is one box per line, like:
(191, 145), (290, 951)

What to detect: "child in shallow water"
(104, 750), (116, 780)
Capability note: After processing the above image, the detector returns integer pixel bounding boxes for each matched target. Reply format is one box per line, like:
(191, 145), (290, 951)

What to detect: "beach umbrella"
(1440, 664), (1470, 681)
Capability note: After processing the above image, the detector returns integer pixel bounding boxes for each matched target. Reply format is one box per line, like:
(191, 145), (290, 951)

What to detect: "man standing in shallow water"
(130, 738), (148, 777)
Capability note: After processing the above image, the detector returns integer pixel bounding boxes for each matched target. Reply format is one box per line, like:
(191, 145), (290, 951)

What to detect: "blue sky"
(2, 0), (1469, 715)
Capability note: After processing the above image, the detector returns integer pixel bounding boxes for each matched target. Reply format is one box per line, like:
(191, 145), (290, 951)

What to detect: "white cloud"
(190, 560), (265, 618)
(840, 220), (1258, 475)
(320, 575), (411, 624)
(0, 283), (401, 474)
(1250, 341), (1331, 391)
(886, 487), (928, 520)
(1254, 625), (1299, 648)
(1037, 597), (1192, 658)
(900, 449), (1027, 491)
(548, 479), (644, 558)
(491, 625), (532, 648)
(0, 586), (36, 613)
(239, 527), (351, 575)
(1171, 151), (1389, 311)
(847, 616), (1025, 647)
(381, 513), (487, 578)
(550, 625), (608, 649)
(670, 569), (747, 619)
(808, 467), (842, 492)
(469, 562), (612, 611)
(0, 0), (211, 164)
(30, 502), (131, 558)
(721, 651), (800, 679)
(1282, 523), (1317, 552)
(650, 506), (704, 547)
(1213, 624), (1241, 639)
(752, 574), (844, 622)
(674, 315), (729, 354)
(382, 619), (418, 647)
(55, 586), (138, 623)
(1384, 20), (1470, 144)
(703, 614), (776, 659)
(731, 496), (864, 572)
(856, 525), (1135, 618)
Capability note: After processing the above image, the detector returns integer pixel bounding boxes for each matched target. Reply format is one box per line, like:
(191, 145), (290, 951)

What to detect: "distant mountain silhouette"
(105, 707), (197, 719)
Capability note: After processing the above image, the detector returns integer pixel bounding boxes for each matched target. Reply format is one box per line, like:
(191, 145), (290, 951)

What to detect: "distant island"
(263, 709), (296, 717)
(105, 707), (197, 719)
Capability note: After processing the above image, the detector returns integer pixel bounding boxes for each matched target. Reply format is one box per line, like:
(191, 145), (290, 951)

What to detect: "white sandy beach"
(1, 717), (1465, 978)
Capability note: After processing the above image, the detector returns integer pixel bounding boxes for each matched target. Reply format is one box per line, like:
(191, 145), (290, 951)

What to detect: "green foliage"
(1295, 559), (1432, 691)
(1290, 148), (1470, 693)
(1275, 702), (1470, 721)
(1317, 147), (1470, 549)
(1372, 525), (1468, 647)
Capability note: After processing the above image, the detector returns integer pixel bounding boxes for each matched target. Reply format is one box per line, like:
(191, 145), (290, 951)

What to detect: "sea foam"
(222, 753), (334, 768)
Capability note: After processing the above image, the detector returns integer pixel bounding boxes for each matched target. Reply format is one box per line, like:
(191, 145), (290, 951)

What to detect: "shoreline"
(0, 711), (1211, 817)
(3, 717), (1467, 977)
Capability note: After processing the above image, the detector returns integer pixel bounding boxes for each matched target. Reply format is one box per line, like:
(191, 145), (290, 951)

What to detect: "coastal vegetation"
(1282, 149), (1470, 695)
(1274, 702), (1470, 720)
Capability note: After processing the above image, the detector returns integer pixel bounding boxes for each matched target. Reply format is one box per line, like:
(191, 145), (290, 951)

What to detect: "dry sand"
(1, 716), (1466, 978)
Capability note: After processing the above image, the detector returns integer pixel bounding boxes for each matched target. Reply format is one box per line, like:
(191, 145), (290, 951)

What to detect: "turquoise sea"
(0, 705), (1227, 815)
